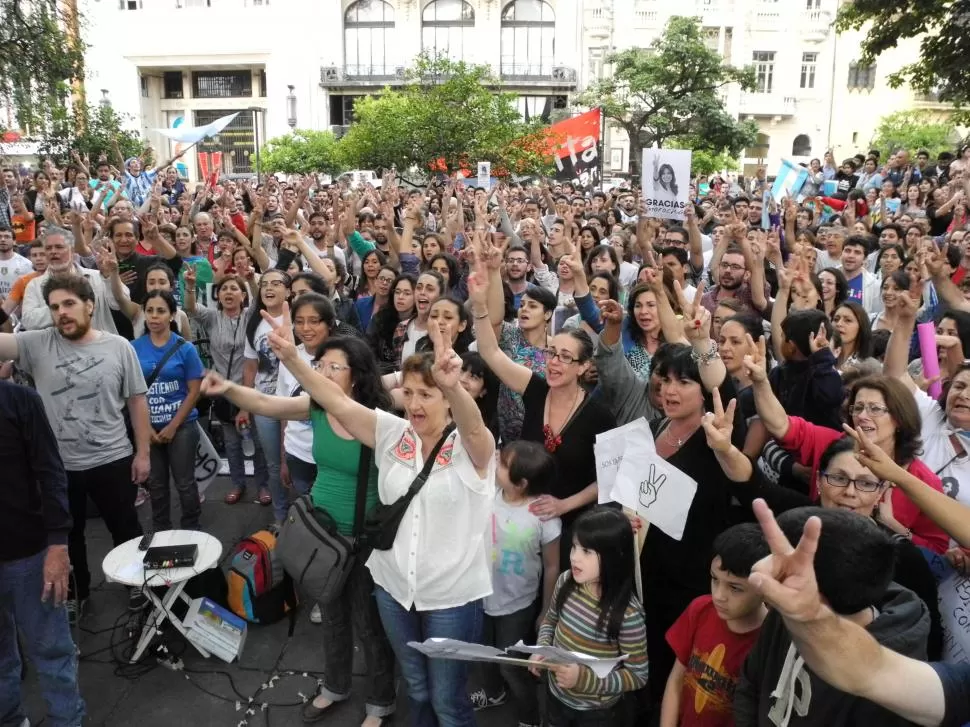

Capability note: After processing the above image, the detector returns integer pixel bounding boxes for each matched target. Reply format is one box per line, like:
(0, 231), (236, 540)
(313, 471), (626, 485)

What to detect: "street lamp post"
(286, 85), (297, 129)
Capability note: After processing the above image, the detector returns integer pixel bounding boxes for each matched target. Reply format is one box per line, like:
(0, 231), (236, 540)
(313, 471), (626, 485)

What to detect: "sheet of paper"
(612, 451), (697, 540)
(408, 638), (509, 664)
(595, 419), (655, 504)
(508, 641), (628, 678)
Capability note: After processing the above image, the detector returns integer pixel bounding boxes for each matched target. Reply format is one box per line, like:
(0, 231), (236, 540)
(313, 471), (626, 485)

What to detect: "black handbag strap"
(145, 338), (186, 389)
(398, 422), (456, 503)
(351, 442), (372, 543)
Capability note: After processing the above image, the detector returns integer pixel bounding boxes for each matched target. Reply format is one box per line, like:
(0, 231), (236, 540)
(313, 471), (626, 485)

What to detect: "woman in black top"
(470, 263), (616, 565)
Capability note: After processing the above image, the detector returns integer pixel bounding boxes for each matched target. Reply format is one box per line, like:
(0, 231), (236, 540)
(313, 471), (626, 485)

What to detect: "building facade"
(78, 0), (953, 182)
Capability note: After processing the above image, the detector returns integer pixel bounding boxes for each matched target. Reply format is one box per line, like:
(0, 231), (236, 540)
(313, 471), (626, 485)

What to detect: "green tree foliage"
(870, 111), (956, 158)
(575, 16), (758, 178)
(836, 0), (970, 109)
(690, 148), (739, 177)
(337, 54), (554, 179)
(261, 129), (341, 175)
(0, 0), (85, 136)
(36, 103), (147, 167)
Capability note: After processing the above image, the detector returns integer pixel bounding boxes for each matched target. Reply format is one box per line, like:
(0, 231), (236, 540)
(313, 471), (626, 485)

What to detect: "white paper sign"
(641, 148), (692, 220)
(595, 419), (655, 504)
(612, 450), (697, 541)
(195, 428), (221, 495)
(408, 639), (509, 663)
(508, 641), (628, 678)
(477, 161), (491, 190)
(938, 572), (970, 664)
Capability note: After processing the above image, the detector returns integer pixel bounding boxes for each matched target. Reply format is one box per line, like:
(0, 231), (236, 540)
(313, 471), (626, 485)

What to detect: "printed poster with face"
(641, 148), (692, 221)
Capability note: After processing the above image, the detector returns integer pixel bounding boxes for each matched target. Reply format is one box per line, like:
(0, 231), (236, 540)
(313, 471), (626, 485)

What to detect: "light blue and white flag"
(770, 159), (809, 203)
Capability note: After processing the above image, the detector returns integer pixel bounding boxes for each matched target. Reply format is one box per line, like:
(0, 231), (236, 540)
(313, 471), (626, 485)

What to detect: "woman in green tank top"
(200, 334), (397, 726)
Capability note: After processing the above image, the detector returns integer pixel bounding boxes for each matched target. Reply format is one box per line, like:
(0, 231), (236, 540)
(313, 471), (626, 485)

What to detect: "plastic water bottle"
(239, 423), (256, 457)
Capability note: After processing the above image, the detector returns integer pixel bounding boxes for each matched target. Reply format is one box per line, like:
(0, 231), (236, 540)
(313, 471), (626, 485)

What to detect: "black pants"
(67, 456), (143, 600)
(545, 688), (622, 727)
(644, 586), (699, 709)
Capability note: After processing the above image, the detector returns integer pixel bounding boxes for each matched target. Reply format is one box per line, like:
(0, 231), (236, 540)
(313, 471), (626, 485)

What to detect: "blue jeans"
(0, 550), (85, 726)
(148, 420), (201, 531)
(253, 414), (285, 522)
(284, 453), (316, 497)
(374, 586), (482, 727)
(221, 418), (268, 491)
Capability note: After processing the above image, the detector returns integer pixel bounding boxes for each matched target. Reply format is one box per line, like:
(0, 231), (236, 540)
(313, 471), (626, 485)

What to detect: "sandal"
(257, 487), (273, 506)
(224, 486), (245, 505)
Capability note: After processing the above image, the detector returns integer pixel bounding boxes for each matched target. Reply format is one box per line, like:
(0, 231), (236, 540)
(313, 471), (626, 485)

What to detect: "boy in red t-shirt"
(660, 524), (769, 727)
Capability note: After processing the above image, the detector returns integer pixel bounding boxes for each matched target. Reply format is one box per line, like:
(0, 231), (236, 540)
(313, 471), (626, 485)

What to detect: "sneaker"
(65, 598), (86, 626)
(128, 588), (150, 612)
(468, 688), (507, 711)
(135, 487), (149, 507)
(309, 603), (322, 624)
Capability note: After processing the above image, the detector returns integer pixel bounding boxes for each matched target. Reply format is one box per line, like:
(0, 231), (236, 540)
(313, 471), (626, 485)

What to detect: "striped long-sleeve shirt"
(538, 572), (649, 711)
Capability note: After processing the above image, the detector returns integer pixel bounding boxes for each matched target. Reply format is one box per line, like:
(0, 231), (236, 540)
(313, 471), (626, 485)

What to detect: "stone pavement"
(19, 476), (521, 727)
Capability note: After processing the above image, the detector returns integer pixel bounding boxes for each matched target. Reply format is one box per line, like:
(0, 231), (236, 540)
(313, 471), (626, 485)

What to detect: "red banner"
(543, 108), (602, 186)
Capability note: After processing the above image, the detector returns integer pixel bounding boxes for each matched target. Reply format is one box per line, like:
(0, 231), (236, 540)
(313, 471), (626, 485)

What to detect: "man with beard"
(304, 211), (347, 267)
(0, 167), (21, 229)
(88, 160), (123, 211)
(0, 225), (33, 301)
(21, 230), (130, 333)
(0, 275), (149, 622)
(701, 239), (769, 318)
(616, 191), (639, 224)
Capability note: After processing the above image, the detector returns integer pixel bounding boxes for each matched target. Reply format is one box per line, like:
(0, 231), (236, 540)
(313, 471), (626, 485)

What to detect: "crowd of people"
(2, 140), (970, 727)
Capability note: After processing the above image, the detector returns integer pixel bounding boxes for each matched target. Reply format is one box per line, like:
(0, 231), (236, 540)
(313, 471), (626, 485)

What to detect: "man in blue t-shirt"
(839, 236), (882, 316)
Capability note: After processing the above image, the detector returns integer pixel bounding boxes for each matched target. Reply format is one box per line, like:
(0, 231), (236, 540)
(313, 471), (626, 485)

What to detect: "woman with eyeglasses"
(470, 255), (616, 567)
(354, 264), (397, 332)
(199, 334), (397, 726)
(745, 334), (950, 554)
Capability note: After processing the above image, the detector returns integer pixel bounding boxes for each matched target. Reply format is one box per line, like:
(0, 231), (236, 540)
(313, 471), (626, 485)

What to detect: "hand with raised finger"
(808, 322), (829, 354)
(842, 423), (905, 484)
(701, 387), (736, 453)
(429, 320), (461, 391)
(742, 334), (769, 384)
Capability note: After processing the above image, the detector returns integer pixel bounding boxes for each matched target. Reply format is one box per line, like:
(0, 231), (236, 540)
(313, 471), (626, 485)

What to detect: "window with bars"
(800, 52), (817, 89)
(191, 71), (253, 98)
(847, 61), (876, 91)
(752, 51), (775, 93)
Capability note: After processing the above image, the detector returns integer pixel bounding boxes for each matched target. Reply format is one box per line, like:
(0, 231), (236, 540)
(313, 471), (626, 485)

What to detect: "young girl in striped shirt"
(529, 507), (649, 726)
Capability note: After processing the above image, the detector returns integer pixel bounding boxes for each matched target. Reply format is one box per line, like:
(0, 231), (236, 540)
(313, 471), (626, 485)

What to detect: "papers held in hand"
(407, 638), (628, 678)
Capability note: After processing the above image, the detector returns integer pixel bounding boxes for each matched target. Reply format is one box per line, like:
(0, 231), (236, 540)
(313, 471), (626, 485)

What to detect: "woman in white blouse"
(260, 303), (495, 727)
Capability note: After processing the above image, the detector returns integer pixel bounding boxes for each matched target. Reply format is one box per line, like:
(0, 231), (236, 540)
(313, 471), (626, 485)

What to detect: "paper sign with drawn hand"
(597, 419), (655, 505)
(613, 449), (697, 541)
(639, 463), (666, 509)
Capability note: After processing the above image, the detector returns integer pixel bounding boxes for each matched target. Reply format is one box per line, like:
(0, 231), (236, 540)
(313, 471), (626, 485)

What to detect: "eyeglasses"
(377, 276), (396, 284)
(849, 402), (891, 417)
(260, 279), (288, 289)
(719, 262), (745, 272)
(295, 318), (325, 326)
(821, 472), (884, 493)
(542, 348), (582, 365)
(318, 362), (351, 375)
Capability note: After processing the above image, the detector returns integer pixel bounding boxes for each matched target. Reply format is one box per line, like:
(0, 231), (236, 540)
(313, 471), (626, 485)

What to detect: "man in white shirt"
(0, 225), (34, 300)
(21, 230), (129, 334)
(304, 211), (347, 267)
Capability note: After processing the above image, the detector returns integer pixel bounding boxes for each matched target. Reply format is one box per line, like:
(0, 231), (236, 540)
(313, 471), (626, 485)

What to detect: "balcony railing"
(739, 93), (796, 117)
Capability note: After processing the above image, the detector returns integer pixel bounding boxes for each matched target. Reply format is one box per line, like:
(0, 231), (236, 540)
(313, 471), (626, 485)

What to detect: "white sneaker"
(309, 603), (322, 624)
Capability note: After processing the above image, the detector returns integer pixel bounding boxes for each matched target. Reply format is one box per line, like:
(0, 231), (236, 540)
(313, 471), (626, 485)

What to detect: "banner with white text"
(641, 148), (692, 220)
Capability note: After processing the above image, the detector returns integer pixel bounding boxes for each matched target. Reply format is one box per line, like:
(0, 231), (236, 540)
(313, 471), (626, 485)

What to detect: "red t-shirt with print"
(666, 595), (761, 727)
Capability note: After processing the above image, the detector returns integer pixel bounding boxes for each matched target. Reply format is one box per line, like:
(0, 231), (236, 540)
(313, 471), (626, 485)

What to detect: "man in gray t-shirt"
(0, 274), (149, 611)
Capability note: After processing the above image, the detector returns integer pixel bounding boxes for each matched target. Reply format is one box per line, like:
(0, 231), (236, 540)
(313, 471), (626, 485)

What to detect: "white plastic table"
(102, 530), (222, 663)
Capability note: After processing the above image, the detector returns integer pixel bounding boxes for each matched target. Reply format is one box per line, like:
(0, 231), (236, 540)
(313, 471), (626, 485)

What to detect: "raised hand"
(742, 334), (769, 383)
(701, 387), (736, 452)
(261, 301), (298, 362)
(808, 322), (829, 354)
(842, 423), (906, 485)
(748, 499), (826, 623)
(429, 319), (461, 391)
(200, 370), (232, 397)
(598, 298), (624, 325)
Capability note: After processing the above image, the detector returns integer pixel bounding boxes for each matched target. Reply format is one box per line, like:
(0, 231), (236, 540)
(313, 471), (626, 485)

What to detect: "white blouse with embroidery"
(365, 408), (495, 611)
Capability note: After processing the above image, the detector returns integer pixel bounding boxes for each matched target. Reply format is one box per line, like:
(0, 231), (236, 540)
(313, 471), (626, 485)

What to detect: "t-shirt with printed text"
(131, 334), (204, 429)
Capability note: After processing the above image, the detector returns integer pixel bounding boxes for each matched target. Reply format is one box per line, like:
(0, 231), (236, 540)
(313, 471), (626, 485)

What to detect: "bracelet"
(689, 339), (720, 365)
(473, 310), (490, 320)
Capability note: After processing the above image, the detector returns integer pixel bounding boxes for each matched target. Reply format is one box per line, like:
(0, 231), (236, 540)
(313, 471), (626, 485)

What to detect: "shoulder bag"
(276, 443), (372, 605)
(361, 423), (456, 551)
(145, 339), (186, 389)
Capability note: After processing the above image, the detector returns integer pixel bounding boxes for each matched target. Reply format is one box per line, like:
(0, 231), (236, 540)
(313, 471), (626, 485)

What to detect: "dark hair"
(579, 225), (602, 251)
(660, 246), (688, 265)
(43, 275), (94, 305)
(555, 507), (635, 641)
(291, 291), (336, 330)
(145, 261), (175, 287)
(712, 523), (769, 578)
(847, 375), (923, 465)
(522, 283), (557, 313)
(834, 300), (873, 360)
(819, 436), (857, 474)
(416, 269), (445, 300)
(291, 271), (330, 297)
(500, 440), (557, 496)
(246, 269), (291, 346)
(428, 252), (461, 292)
(875, 245), (907, 275)
(461, 351), (499, 436)
(557, 327), (595, 363)
(782, 309), (833, 358)
(312, 335), (391, 411)
(213, 274), (251, 310)
(871, 328), (891, 361)
(945, 244), (962, 271)
(842, 234), (870, 254)
(625, 283), (660, 346)
(370, 273), (417, 345)
(417, 296), (473, 354)
(820, 267), (849, 309)
(881, 223), (905, 240)
(653, 344), (715, 412)
(936, 308), (970, 362)
(142, 290), (179, 334)
(584, 244), (621, 279)
(588, 272), (620, 303)
(776, 507), (896, 614)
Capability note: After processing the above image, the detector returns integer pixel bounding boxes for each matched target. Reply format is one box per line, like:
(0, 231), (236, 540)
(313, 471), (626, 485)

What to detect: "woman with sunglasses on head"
(745, 331), (950, 554)
(470, 250), (616, 570)
(200, 333), (397, 727)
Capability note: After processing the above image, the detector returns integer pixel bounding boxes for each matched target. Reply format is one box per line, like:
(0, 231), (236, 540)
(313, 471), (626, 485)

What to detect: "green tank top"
(309, 407), (379, 536)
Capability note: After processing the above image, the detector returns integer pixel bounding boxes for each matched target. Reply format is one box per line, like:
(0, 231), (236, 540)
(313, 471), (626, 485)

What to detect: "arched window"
(500, 0), (555, 77)
(344, 0), (396, 77)
(792, 134), (812, 157)
(422, 0), (475, 61)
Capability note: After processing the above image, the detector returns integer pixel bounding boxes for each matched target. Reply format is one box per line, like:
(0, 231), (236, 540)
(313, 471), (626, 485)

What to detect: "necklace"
(543, 388), (583, 453)
(664, 418), (701, 448)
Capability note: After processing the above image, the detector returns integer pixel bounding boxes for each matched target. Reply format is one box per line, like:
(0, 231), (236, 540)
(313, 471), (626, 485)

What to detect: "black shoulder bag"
(361, 423), (456, 551)
(145, 339), (186, 389)
(276, 443), (373, 605)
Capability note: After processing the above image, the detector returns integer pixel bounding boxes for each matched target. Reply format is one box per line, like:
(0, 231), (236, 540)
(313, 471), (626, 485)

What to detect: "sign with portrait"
(641, 148), (692, 220)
